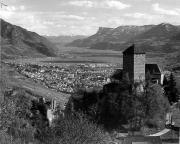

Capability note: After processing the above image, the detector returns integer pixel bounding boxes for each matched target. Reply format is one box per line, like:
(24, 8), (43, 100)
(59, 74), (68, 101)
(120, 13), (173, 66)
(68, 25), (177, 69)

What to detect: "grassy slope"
(0, 62), (70, 107)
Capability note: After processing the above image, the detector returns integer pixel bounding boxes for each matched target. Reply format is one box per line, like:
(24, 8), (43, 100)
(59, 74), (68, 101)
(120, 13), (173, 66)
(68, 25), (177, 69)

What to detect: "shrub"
(50, 111), (110, 144)
(0, 131), (24, 144)
(0, 88), (36, 143)
(143, 84), (170, 129)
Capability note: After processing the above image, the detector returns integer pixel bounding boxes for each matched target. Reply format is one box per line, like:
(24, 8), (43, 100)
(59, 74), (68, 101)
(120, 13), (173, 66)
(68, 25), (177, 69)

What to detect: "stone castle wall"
(133, 54), (146, 82)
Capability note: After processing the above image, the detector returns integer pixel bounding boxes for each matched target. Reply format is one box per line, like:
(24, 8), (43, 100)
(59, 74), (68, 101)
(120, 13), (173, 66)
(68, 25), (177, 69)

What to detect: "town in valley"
(1, 0), (180, 143)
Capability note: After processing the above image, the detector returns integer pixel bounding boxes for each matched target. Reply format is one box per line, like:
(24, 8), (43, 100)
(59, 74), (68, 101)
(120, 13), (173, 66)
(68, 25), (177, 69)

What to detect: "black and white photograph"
(0, 0), (180, 143)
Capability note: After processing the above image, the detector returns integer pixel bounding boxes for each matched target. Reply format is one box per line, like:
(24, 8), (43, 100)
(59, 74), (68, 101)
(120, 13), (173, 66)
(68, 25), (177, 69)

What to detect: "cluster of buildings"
(4, 44), (180, 143)
(12, 63), (117, 93)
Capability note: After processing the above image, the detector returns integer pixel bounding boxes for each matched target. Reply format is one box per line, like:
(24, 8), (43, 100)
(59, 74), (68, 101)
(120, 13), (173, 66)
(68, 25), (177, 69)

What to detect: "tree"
(50, 112), (109, 144)
(123, 72), (131, 85)
(68, 75), (170, 132)
(98, 92), (121, 129)
(97, 81), (134, 130)
(163, 75), (168, 86)
(164, 73), (179, 104)
(145, 71), (152, 87)
(142, 84), (170, 129)
(111, 69), (123, 81)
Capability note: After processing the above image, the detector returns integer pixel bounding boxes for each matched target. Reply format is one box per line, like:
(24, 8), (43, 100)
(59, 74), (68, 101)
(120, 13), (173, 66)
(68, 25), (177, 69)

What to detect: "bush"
(0, 131), (24, 144)
(143, 84), (170, 129)
(69, 80), (170, 132)
(50, 111), (110, 144)
(0, 88), (36, 143)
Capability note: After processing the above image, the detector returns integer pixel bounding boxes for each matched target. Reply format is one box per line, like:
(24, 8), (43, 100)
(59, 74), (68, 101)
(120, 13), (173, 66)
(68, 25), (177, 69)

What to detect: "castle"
(122, 44), (162, 84)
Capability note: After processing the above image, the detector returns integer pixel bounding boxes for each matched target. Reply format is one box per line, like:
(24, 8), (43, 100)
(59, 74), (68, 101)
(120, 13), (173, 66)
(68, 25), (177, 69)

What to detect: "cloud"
(0, 7), (93, 36)
(53, 14), (85, 20)
(124, 13), (148, 19)
(42, 21), (54, 25)
(152, 3), (180, 16)
(68, 0), (130, 10)
(5, 5), (26, 11)
(0, 10), (14, 19)
(0, 5), (26, 19)
(144, 0), (152, 1)
(104, 0), (131, 10)
(68, 0), (94, 7)
(123, 12), (166, 25)
(124, 12), (164, 19)
(0, 5), (26, 21)
(175, 8), (180, 13)
(0, 8), (49, 35)
(6, 6), (17, 11)
(20, 5), (25, 10)
(0, 6), (20, 18)
(3, 1), (180, 36)
(106, 18), (124, 26)
(64, 15), (85, 20)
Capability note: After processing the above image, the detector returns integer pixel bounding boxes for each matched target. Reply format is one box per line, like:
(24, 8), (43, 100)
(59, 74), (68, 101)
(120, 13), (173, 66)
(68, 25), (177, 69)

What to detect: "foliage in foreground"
(0, 88), (36, 143)
(0, 87), (109, 144)
(47, 111), (110, 144)
(68, 78), (170, 131)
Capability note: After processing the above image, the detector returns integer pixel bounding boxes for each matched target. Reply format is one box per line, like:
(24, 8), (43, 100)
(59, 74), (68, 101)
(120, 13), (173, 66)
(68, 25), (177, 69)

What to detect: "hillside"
(66, 27), (114, 47)
(172, 32), (180, 40)
(45, 35), (87, 45)
(0, 19), (57, 59)
(67, 25), (154, 47)
(67, 23), (180, 53)
(135, 23), (179, 40)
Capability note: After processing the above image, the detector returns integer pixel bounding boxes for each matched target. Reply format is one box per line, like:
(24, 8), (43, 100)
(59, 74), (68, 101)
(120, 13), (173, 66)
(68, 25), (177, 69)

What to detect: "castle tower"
(123, 44), (146, 83)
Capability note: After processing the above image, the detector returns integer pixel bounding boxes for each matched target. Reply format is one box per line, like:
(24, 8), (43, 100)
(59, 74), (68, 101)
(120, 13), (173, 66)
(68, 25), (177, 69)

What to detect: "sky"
(1, 0), (180, 36)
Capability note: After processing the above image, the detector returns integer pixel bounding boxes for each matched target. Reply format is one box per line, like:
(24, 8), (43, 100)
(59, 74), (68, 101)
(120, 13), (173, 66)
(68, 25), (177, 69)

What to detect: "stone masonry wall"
(134, 54), (146, 82)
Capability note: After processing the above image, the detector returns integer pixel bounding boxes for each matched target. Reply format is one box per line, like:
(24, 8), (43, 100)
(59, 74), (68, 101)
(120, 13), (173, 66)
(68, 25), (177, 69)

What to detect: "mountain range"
(0, 19), (57, 59)
(1, 19), (180, 67)
(67, 23), (180, 53)
(45, 35), (87, 45)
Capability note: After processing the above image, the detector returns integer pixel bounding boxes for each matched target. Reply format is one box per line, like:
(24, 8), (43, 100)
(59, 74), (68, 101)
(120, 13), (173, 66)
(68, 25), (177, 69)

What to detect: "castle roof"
(123, 44), (145, 55)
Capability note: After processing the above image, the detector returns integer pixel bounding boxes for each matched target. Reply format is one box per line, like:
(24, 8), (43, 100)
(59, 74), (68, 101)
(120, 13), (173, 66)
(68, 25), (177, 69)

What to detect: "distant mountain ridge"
(135, 23), (180, 40)
(45, 35), (87, 45)
(1, 19), (57, 59)
(67, 25), (155, 47)
(67, 23), (180, 53)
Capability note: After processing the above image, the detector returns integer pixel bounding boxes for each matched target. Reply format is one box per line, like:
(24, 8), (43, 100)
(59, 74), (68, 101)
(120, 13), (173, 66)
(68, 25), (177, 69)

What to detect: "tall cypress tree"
(163, 75), (168, 86)
(165, 73), (178, 104)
